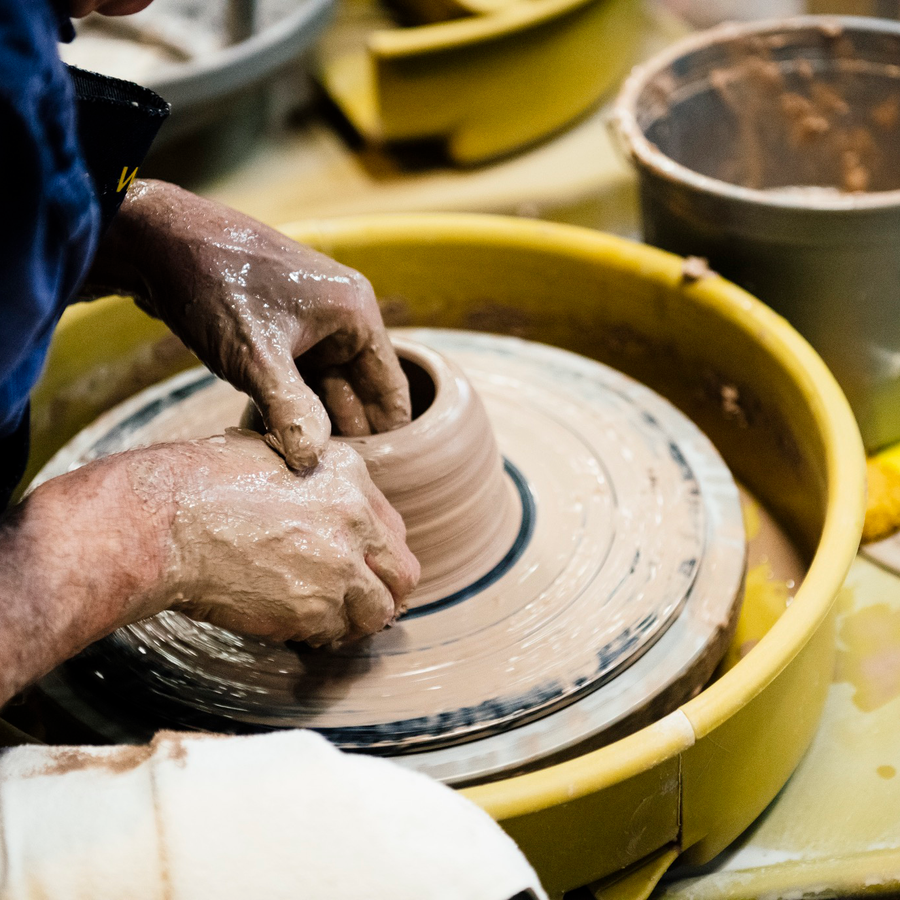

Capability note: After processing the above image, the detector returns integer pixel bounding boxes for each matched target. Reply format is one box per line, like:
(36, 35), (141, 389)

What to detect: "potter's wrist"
(85, 180), (182, 310)
(25, 450), (175, 626)
(111, 445), (182, 621)
(114, 178), (189, 247)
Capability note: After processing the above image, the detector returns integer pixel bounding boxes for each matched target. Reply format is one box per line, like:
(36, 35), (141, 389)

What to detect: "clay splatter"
(681, 256), (713, 283)
(835, 603), (900, 712)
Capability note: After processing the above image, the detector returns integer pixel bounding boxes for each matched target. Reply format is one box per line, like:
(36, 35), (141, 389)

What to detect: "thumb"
(246, 353), (331, 471)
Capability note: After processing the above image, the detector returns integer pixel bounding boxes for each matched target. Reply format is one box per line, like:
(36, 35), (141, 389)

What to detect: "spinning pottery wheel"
(36, 329), (745, 785)
(22, 216), (867, 896)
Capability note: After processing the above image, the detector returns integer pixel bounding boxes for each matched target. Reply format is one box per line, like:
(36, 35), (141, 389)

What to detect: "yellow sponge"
(863, 447), (900, 544)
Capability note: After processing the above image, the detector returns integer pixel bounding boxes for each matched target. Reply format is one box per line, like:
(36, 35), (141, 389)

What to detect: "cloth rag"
(0, 728), (547, 900)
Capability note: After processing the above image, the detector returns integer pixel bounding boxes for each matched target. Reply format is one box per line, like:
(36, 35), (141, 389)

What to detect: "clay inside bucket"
(636, 21), (900, 193)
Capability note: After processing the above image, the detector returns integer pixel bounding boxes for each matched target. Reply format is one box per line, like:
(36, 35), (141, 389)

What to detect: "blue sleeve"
(0, 0), (100, 438)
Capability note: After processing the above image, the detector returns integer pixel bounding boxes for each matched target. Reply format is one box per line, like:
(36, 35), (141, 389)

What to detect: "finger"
(364, 509), (420, 610)
(365, 543), (420, 615)
(318, 367), (372, 437)
(363, 480), (407, 541)
(342, 565), (397, 640)
(346, 331), (412, 434)
(290, 595), (350, 648)
(247, 349), (332, 471)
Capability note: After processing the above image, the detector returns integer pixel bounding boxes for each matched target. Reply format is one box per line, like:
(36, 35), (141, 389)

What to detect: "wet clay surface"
(37, 331), (748, 783)
(327, 339), (520, 607)
(641, 23), (900, 193)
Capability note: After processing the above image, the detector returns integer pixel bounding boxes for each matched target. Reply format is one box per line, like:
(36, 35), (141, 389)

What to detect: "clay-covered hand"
(138, 431), (420, 646)
(0, 430), (418, 703)
(88, 179), (411, 471)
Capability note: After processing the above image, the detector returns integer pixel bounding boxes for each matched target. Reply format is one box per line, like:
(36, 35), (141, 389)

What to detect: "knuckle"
(329, 440), (356, 467)
(346, 507), (369, 535)
(348, 456), (372, 486)
(334, 443), (371, 483)
(288, 595), (343, 644)
(331, 548), (363, 583)
(383, 501), (407, 538)
(353, 587), (394, 635)
(349, 269), (375, 301)
(399, 554), (421, 596)
(332, 491), (371, 532)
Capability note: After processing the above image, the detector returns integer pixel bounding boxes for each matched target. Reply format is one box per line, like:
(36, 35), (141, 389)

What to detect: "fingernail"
(265, 427), (320, 471)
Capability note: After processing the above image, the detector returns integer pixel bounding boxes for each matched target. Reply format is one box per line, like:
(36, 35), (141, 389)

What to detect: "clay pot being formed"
(32, 328), (748, 784)
(243, 336), (522, 608)
(340, 337), (521, 608)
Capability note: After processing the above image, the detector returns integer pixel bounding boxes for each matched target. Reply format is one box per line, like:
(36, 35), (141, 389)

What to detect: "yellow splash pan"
(315, 0), (642, 163)
(22, 216), (865, 898)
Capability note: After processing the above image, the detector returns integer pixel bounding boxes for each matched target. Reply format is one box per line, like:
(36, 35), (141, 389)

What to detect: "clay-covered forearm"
(0, 433), (418, 705)
(86, 178), (287, 317)
(0, 454), (171, 705)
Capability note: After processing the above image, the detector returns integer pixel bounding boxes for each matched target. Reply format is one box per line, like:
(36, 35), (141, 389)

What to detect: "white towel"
(0, 729), (547, 900)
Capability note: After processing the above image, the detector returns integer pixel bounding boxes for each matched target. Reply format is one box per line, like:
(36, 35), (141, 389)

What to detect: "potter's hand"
(145, 431), (420, 646)
(88, 179), (411, 471)
(0, 431), (418, 704)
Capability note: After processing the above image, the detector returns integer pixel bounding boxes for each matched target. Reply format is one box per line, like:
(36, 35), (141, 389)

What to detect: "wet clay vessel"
(341, 338), (521, 608)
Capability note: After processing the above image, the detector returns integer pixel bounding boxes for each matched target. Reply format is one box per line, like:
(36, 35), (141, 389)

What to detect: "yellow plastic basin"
(26, 215), (865, 898)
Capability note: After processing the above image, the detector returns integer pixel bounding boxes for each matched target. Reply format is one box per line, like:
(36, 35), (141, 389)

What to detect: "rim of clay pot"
(611, 15), (900, 212)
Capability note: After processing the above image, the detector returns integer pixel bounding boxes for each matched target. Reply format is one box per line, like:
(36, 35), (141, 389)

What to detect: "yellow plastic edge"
(368, 0), (623, 55)
(26, 214), (864, 895)
(317, 0), (641, 162)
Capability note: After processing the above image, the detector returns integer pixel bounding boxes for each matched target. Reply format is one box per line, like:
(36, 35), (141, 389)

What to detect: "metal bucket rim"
(139, 0), (334, 107)
(611, 14), (900, 212)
